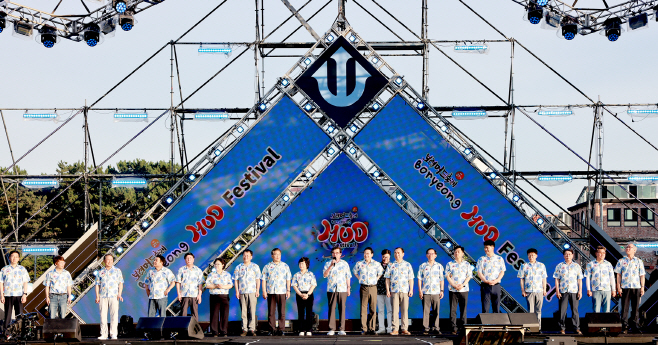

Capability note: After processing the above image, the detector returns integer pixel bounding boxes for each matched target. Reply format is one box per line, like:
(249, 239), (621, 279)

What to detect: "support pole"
(84, 104), (89, 232)
(421, 0), (429, 100)
(255, 0), (262, 103)
(596, 100), (604, 227)
(170, 42), (175, 175)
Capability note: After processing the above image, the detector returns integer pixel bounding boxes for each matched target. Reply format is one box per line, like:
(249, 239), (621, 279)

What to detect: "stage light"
(280, 78), (290, 87)
(116, 246), (124, 254)
(114, 113), (147, 120)
(21, 179), (59, 189)
(327, 147), (335, 156)
(416, 102), (426, 110)
(371, 56), (379, 64)
(195, 112), (229, 120)
(628, 175), (658, 185)
(349, 147), (356, 155)
(13, 21), (33, 39)
(213, 149), (222, 157)
(303, 103), (314, 112)
(325, 33), (335, 43)
(0, 11), (6, 34)
(187, 174), (196, 182)
(445, 242), (453, 249)
(627, 109), (658, 117)
(259, 103), (268, 111)
(538, 174), (573, 182)
(303, 57), (312, 66)
(234, 243), (242, 251)
(512, 195), (520, 203)
(536, 0), (548, 6)
(93, 270), (99, 277)
(372, 170), (380, 177)
(536, 218), (545, 225)
(452, 110), (487, 119)
(83, 23), (101, 47)
(563, 242), (571, 250)
(282, 195), (290, 202)
(305, 171), (312, 178)
(120, 14), (135, 31)
(628, 13), (648, 31)
(237, 126), (244, 133)
(527, 6), (543, 25)
(394, 77), (403, 86)
(439, 122), (448, 132)
(488, 172), (497, 179)
(327, 125), (335, 133)
(371, 102), (381, 111)
(164, 195), (174, 205)
(23, 113), (57, 119)
(604, 17), (622, 41)
(36, 25), (57, 48)
(349, 124), (358, 133)
(114, 0), (127, 13)
(561, 23), (577, 40)
(141, 221), (149, 229)
(349, 33), (357, 43)
(111, 177), (147, 188)
(538, 110), (572, 116)
(454, 44), (489, 53)
(421, 217), (429, 225)
(257, 218), (265, 227)
(198, 46), (232, 55)
(100, 16), (117, 36)
(463, 148), (472, 155)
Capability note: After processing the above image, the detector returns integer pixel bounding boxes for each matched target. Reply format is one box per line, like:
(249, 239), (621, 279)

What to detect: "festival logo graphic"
(313, 206), (369, 258)
(296, 36), (387, 128)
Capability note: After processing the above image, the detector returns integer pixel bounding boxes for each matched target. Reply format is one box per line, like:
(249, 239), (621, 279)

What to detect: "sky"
(0, 0), (656, 213)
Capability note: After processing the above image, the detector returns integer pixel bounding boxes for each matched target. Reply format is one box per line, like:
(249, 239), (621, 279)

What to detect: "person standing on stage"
(553, 248), (583, 335)
(476, 240), (506, 313)
(586, 246), (616, 313)
(206, 258), (233, 337)
(43, 256), (72, 319)
(385, 247), (414, 336)
(262, 248), (292, 336)
(323, 246), (352, 336)
(615, 243), (646, 334)
(292, 257), (316, 336)
(376, 249), (393, 334)
(517, 248), (547, 331)
(446, 246), (471, 335)
(176, 253), (204, 321)
(1, 250), (30, 332)
(418, 248), (444, 335)
(353, 247), (383, 335)
(94, 254), (123, 340)
(144, 255), (176, 317)
(234, 250), (260, 336)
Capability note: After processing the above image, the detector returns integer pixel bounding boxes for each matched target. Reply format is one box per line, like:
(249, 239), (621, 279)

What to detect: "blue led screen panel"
(354, 95), (585, 315)
(73, 96), (330, 322)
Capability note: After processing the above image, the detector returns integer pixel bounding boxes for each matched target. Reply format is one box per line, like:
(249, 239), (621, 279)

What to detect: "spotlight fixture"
(111, 177), (147, 188)
(282, 195), (290, 202)
(527, 4), (543, 25)
(164, 195), (174, 205)
(257, 218), (265, 228)
(536, 0), (548, 6)
(628, 13), (648, 31)
(371, 102), (382, 111)
(13, 21), (34, 39)
(233, 243), (242, 251)
(83, 23), (102, 47)
(603, 17), (622, 41)
(116, 246), (124, 254)
(512, 195), (520, 203)
(22, 179), (59, 189)
(113, 0), (127, 13)
(561, 23), (577, 40)
(119, 14), (135, 31)
(563, 242), (571, 250)
(141, 221), (149, 229)
(187, 174), (197, 182)
(0, 11), (6, 34)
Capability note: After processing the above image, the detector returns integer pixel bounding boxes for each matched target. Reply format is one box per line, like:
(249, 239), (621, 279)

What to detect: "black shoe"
(369, 330), (377, 335)
(247, 330), (255, 336)
(263, 331), (273, 336)
(278, 330), (285, 336)
(622, 329), (628, 334)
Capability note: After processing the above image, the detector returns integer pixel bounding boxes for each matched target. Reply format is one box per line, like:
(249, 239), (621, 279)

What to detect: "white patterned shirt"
(384, 260), (415, 293)
(233, 263), (261, 294)
(517, 262), (547, 293)
(43, 269), (72, 294)
(585, 260), (616, 292)
(0, 265), (30, 297)
(614, 257), (646, 289)
(476, 255), (506, 282)
(144, 267), (176, 299)
(324, 260), (352, 293)
(353, 260), (384, 286)
(446, 261), (473, 292)
(261, 262), (292, 294)
(292, 271), (317, 292)
(553, 262), (583, 293)
(176, 265), (204, 297)
(96, 266), (124, 298)
(418, 261), (444, 294)
(206, 271), (233, 295)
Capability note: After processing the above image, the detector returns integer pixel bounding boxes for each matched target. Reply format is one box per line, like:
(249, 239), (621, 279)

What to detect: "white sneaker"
(375, 329), (386, 334)
(338, 331), (346, 335)
(98, 336), (108, 340)
(299, 332), (304, 336)
(111, 337), (118, 340)
(306, 332), (312, 336)
(327, 331), (335, 336)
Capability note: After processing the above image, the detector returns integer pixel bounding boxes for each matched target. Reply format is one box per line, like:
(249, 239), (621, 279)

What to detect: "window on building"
(604, 186), (629, 199)
(624, 208), (638, 227)
(640, 208), (655, 227)
(607, 208), (621, 227)
(639, 186), (657, 199)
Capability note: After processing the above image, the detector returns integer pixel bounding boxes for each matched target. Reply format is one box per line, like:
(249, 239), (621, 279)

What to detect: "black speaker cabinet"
(544, 336), (577, 345)
(43, 318), (81, 342)
(476, 313), (511, 325)
(136, 317), (165, 339)
(508, 313), (540, 333)
(162, 316), (204, 340)
(584, 312), (622, 334)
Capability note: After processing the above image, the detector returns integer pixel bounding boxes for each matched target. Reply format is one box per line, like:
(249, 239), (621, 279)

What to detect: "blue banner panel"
(73, 96), (330, 322)
(246, 154), (455, 321)
(354, 95), (587, 315)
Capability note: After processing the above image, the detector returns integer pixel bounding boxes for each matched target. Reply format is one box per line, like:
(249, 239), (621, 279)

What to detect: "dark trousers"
(181, 297), (199, 321)
(267, 294), (286, 332)
(480, 284), (501, 313)
(449, 291), (468, 332)
(327, 292), (347, 331)
(621, 288), (642, 330)
(295, 292), (314, 332)
(558, 292), (580, 331)
(3, 296), (23, 330)
(209, 294), (230, 335)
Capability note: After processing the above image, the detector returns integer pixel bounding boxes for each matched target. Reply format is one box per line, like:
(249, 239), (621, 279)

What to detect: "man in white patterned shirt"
(476, 240), (506, 313)
(261, 248), (291, 336)
(1, 250), (30, 332)
(446, 246), (471, 335)
(144, 255), (176, 317)
(44, 256), (72, 319)
(176, 253), (204, 321)
(385, 247), (414, 336)
(553, 248), (583, 335)
(585, 246), (616, 313)
(353, 247), (383, 335)
(95, 254), (124, 340)
(615, 243), (646, 333)
(323, 246), (351, 336)
(517, 248), (547, 331)
(234, 250), (261, 336)
(418, 248), (444, 335)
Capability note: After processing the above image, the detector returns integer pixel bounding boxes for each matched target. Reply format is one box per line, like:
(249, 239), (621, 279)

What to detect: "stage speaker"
(544, 336), (576, 344)
(584, 312), (622, 334)
(136, 317), (165, 340)
(162, 316), (204, 340)
(476, 313), (510, 325)
(461, 325), (524, 345)
(43, 318), (81, 342)
(508, 313), (540, 333)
